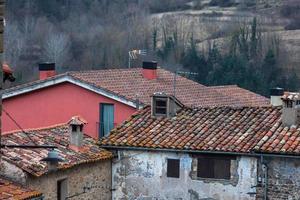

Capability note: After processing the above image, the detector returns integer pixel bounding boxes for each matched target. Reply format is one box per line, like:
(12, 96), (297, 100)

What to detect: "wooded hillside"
(4, 0), (300, 95)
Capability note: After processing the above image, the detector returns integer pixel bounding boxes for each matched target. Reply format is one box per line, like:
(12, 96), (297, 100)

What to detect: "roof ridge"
(2, 122), (67, 135)
(208, 84), (238, 88)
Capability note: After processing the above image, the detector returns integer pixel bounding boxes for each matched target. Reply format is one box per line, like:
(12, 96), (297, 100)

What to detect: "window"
(57, 178), (68, 200)
(167, 159), (180, 178)
(99, 104), (114, 137)
(153, 97), (167, 116)
(197, 155), (234, 180)
(285, 100), (293, 108)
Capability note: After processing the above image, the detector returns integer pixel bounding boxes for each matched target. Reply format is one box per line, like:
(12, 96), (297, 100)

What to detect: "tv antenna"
(128, 49), (147, 68)
(173, 70), (198, 97)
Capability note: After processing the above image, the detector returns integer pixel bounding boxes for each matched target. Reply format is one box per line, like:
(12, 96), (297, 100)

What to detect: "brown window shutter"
(197, 157), (214, 178)
(167, 159), (180, 178)
(214, 159), (231, 179)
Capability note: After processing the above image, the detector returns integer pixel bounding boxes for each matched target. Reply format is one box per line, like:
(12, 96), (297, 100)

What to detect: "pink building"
(2, 62), (269, 139)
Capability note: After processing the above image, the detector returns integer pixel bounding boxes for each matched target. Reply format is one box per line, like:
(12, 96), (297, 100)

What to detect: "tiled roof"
(4, 68), (270, 107)
(1, 124), (113, 177)
(70, 69), (269, 107)
(208, 85), (270, 107)
(67, 115), (87, 125)
(100, 106), (300, 156)
(0, 177), (42, 200)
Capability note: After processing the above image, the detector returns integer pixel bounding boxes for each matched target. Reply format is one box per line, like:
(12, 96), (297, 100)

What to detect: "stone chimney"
(67, 116), (87, 151)
(270, 87), (284, 106)
(282, 92), (300, 127)
(39, 63), (56, 80)
(142, 61), (157, 80)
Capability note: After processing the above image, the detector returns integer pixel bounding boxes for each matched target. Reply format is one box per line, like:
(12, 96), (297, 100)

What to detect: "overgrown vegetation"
(280, 1), (300, 30)
(178, 18), (298, 95)
(4, 1), (300, 96)
(209, 0), (237, 8)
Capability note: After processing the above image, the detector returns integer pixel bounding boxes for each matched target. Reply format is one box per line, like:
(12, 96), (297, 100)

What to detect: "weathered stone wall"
(256, 157), (300, 200)
(112, 150), (257, 200)
(0, 160), (28, 184)
(27, 160), (112, 200)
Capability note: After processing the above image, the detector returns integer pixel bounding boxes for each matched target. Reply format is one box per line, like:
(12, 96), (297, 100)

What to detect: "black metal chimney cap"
(270, 87), (284, 96)
(142, 61), (157, 70)
(39, 63), (55, 71)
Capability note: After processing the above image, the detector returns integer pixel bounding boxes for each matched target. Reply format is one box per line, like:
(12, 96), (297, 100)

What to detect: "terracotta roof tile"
(2, 124), (112, 177)
(0, 178), (42, 200)
(4, 68), (269, 107)
(100, 106), (300, 156)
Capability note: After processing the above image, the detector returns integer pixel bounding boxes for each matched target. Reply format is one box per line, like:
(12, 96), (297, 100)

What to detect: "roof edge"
(100, 145), (300, 158)
(3, 75), (138, 108)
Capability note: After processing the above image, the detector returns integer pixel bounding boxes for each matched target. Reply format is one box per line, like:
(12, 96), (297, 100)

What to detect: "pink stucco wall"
(2, 82), (136, 139)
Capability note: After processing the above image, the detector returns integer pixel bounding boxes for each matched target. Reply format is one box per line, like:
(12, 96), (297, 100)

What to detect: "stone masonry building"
(0, 116), (113, 200)
(100, 92), (300, 200)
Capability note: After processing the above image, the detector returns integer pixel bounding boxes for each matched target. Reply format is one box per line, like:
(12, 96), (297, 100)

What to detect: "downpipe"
(261, 156), (268, 200)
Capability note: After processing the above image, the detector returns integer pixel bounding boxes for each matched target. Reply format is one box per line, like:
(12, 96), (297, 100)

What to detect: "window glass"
(154, 97), (167, 115)
(167, 159), (180, 178)
(99, 104), (114, 137)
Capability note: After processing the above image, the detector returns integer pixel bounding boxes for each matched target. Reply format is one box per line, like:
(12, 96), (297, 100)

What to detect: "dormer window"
(154, 97), (167, 116)
(151, 93), (183, 118)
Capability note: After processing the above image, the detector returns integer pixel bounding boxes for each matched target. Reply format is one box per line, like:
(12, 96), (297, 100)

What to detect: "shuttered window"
(153, 97), (168, 116)
(197, 155), (233, 180)
(167, 159), (180, 178)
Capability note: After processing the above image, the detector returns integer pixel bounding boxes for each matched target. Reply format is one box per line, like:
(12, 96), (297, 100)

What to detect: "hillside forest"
(4, 0), (300, 96)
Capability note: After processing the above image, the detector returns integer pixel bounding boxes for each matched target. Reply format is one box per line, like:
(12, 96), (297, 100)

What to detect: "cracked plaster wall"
(112, 150), (257, 200)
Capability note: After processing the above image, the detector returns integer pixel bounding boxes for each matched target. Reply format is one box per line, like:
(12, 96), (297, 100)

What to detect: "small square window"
(167, 159), (180, 178)
(153, 97), (167, 116)
(285, 100), (293, 108)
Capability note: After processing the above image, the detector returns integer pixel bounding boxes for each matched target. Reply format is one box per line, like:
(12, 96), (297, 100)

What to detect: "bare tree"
(43, 33), (70, 68)
(4, 22), (25, 68)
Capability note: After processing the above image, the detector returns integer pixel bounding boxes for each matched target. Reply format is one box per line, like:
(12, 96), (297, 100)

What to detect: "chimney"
(68, 116), (87, 151)
(270, 87), (284, 106)
(39, 63), (56, 80)
(142, 61), (157, 80)
(282, 92), (300, 127)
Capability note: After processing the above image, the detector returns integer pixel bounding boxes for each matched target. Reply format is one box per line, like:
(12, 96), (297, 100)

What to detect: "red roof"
(100, 106), (300, 155)
(1, 123), (112, 177)
(70, 69), (269, 107)
(4, 68), (269, 107)
(0, 178), (42, 200)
